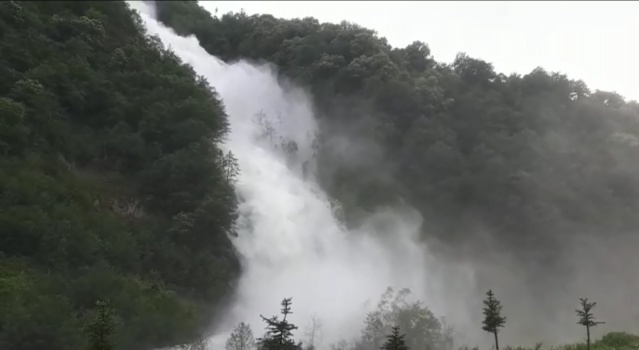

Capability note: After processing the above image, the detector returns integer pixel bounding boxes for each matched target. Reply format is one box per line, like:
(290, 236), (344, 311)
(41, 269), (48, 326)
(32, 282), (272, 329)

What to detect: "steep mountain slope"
(154, 0), (639, 335)
(2, 1), (639, 349)
(0, 1), (239, 349)
(155, 1), (639, 265)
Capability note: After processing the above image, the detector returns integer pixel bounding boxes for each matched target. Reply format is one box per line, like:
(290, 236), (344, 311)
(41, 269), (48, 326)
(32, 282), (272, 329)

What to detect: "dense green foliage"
(3, 0), (639, 349)
(154, 1), (639, 269)
(0, 1), (239, 349)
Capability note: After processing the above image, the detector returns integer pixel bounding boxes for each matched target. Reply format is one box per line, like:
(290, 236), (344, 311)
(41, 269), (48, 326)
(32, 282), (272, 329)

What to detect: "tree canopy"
(0, 1), (238, 349)
(2, 1), (639, 349)
(154, 0), (639, 289)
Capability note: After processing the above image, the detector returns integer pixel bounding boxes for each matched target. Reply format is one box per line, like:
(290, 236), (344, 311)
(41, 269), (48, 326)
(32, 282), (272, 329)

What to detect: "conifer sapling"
(381, 325), (409, 350)
(481, 290), (506, 350)
(576, 298), (605, 350)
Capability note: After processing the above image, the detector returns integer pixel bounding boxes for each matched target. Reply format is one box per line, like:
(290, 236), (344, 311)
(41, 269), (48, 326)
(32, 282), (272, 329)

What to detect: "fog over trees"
(1, 1), (638, 350)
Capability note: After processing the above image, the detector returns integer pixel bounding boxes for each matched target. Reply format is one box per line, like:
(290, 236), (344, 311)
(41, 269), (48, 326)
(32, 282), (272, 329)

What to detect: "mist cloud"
(130, 2), (639, 350)
(129, 2), (481, 348)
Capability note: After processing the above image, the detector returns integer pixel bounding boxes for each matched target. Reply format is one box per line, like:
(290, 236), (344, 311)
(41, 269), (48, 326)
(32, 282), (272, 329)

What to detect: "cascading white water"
(128, 2), (479, 349)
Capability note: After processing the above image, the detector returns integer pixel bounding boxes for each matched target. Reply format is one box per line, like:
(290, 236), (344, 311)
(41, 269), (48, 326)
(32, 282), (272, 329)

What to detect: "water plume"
(128, 2), (478, 349)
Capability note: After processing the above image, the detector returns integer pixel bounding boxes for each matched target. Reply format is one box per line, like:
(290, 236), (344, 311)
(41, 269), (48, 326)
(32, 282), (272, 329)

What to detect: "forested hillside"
(2, 1), (639, 350)
(0, 1), (239, 349)
(154, 1), (639, 264)
(155, 0), (639, 330)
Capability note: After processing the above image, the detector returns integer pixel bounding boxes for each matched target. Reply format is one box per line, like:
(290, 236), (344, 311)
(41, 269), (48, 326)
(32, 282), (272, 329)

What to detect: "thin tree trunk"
(494, 331), (500, 350)
(586, 325), (591, 350)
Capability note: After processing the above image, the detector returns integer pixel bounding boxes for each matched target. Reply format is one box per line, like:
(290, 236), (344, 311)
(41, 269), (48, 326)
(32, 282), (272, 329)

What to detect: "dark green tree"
(380, 325), (409, 350)
(258, 298), (299, 350)
(86, 300), (116, 350)
(576, 298), (605, 350)
(481, 290), (506, 350)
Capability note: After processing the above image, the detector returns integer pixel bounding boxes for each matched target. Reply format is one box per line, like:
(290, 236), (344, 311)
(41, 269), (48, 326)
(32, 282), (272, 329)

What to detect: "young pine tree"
(576, 298), (605, 350)
(381, 325), (409, 350)
(86, 300), (116, 350)
(258, 298), (299, 350)
(481, 290), (506, 350)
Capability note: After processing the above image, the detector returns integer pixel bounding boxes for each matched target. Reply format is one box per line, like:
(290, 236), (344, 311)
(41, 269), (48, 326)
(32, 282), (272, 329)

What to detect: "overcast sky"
(200, 1), (638, 102)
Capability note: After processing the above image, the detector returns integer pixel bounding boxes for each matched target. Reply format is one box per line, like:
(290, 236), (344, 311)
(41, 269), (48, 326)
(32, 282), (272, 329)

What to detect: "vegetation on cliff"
(1, 1), (638, 349)
(0, 1), (238, 349)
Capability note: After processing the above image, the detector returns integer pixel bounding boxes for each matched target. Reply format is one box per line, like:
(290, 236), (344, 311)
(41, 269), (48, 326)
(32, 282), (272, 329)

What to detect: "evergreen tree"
(86, 300), (116, 350)
(576, 298), (605, 350)
(381, 325), (409, 350)
(481, 290), (506, 350)
(258, 298), (299, 350)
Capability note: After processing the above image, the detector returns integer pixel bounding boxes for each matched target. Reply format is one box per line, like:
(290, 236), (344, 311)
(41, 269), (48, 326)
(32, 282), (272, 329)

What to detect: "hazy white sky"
(200, 1), (638, 102)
